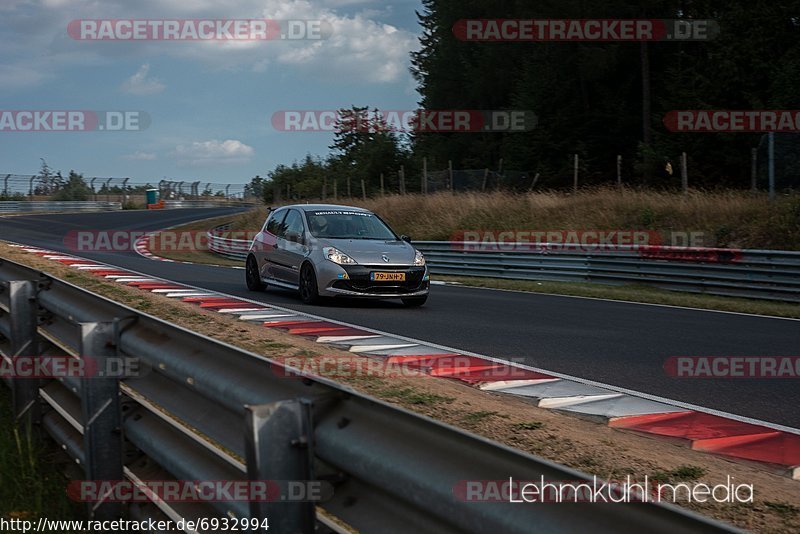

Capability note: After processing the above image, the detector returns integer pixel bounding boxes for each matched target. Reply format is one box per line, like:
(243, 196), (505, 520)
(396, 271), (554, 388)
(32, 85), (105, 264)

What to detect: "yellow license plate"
(371, 272), (406, 282)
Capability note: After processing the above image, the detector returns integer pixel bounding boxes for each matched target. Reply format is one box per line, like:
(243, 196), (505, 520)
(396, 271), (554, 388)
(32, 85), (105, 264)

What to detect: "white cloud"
(0, 0), (418, 88)
(121, 64), (165, 95)
(0, 64), (50, 90)
(174, 139), (254, 167)
(122, 151), (157, 160)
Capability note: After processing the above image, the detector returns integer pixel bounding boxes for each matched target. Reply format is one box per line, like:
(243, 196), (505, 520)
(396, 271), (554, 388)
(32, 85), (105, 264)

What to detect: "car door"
(252, 208), (286, 280)
(273, 209), (308, 286)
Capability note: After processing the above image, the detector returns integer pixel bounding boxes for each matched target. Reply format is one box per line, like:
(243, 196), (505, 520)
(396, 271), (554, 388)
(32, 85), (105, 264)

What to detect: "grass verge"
(0, 387), (83, 523)
(229, 188), (800, 249)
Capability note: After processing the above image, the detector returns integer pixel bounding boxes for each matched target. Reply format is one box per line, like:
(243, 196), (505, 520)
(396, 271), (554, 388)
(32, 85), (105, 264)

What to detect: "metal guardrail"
(163, 200), (257, 209)
(0, 259), (733, 533)
(415, 242), (800, 303)
(204, 230), (800, 303)
(0, 201), (122, 213)
(207, 225), (253, 259)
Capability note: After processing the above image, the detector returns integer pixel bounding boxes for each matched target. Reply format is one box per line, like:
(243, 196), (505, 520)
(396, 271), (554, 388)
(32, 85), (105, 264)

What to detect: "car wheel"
(402, 295), (428, 307)
(246, 256), (265, 292)
(299, 263), (320, 304)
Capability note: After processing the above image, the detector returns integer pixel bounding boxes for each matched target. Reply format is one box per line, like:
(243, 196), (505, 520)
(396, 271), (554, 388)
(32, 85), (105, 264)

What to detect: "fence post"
(333, 179), (337, 200)
(361, 179), (367, 200)
(380, 173), (385, 196)
(7, 280), (40, 428)
(751, 148), (758, 193)
(573, 154), (579, 193)
(497, 159), (504, 190)
(322, 176), (327, 201)
(347, 177), (351, 198)
(79, 321), (123, 521)
(29, 175), (36, 199)
(681, 152), (689, 195)
(121, 178), (129, 204)
(399, 166), (405, 195)
(528, 173), (540, 192)
(3, 174), (9, 196)
(422, 158), (428, 194)
(482, 168), (489, 191)
(768, 132), (775, 201)
(616, 155), (622, 188)
(244, 400), (316, 533)
(448, 160), (453, 191)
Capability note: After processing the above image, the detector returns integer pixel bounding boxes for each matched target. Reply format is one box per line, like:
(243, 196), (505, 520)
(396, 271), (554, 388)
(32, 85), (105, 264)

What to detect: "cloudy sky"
(0, 0), (423, 184)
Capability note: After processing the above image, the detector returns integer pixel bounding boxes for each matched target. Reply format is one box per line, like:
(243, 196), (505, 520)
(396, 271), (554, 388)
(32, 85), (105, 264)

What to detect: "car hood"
(319, 238), (418, 266)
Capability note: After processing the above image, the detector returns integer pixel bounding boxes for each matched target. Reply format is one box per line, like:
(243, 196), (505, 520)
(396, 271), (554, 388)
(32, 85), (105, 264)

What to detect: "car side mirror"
(285, 231), (302, 244)
(401, 235), (412, 243)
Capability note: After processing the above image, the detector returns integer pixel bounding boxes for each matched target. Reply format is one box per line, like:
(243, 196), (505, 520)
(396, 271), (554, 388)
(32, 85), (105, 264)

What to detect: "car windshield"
(307, 210), (397, 240)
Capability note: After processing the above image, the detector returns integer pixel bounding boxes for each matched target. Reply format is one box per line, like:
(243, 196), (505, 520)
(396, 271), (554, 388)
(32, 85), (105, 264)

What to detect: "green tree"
(52, 171), (92, 201)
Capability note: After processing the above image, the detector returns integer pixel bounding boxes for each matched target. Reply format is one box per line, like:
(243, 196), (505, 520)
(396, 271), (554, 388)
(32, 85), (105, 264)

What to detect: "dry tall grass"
(233, 188), (800, 249)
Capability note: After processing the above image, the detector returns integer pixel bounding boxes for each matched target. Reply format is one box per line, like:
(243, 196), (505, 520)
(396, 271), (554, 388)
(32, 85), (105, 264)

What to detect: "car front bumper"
(317, 263), (430, 298)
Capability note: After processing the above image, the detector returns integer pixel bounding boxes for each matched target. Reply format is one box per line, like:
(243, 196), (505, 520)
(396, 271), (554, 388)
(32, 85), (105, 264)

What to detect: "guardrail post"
(244, 399), (315, 534)
(7, 280), (40, 428)
(79, 321), (123, 521)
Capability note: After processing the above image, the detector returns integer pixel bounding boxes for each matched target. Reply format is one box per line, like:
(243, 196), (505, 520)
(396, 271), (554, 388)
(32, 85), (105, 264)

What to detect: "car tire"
(401, 295), (428, 307)
(246, 256), (265, 292)
(299, 263), (320, 304)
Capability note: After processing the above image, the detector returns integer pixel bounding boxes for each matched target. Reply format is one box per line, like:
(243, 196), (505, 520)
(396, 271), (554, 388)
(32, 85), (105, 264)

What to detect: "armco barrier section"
(203, 231), (800, 303)
(0, 254), (735, 533)
(0, 201), (122, 213)
(163, 200), (258, 209)
(207, 224), (254, 259)
(415, 242), (800, 303)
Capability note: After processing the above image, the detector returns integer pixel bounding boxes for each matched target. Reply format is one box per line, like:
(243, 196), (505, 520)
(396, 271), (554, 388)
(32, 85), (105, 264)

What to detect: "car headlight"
(414, 250), (426, 266)
(323, 247), (357, 265)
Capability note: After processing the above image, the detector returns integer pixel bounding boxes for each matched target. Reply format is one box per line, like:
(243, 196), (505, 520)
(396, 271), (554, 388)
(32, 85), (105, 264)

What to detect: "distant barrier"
(163, 200), (257, 209)
(0, 201), (122, 213)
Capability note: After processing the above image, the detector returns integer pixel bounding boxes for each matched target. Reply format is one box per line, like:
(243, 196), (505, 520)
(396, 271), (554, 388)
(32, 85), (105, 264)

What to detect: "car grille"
(333, 266), (427, 294)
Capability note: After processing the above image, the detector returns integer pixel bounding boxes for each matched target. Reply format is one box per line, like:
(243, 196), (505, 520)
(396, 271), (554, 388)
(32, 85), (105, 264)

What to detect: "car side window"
(265, 210), (287, 237)
(281, 209), (305, 240)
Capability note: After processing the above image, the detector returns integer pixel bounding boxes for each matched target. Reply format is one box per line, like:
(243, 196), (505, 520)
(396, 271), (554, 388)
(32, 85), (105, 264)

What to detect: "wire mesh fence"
(0, 174), (252, 202)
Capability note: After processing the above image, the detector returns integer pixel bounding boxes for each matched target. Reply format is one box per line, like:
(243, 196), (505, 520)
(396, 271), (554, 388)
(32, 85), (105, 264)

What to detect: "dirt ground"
(1, 241), (798, 533)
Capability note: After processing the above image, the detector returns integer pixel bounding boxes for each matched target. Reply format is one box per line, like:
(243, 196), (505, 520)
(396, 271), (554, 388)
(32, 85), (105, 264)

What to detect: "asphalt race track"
(1, 208), (798, 428)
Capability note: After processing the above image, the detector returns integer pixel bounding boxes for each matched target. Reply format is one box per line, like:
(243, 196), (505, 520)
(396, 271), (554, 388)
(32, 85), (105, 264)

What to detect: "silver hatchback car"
(245, 204), (430, 306)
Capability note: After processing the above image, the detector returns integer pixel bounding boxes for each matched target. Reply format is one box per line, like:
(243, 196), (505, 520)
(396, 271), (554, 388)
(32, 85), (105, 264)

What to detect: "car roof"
(280, 204), (373, 214)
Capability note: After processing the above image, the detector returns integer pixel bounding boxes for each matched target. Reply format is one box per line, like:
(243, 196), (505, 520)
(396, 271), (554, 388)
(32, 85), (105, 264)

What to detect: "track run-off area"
(0, 208), (798, 429)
